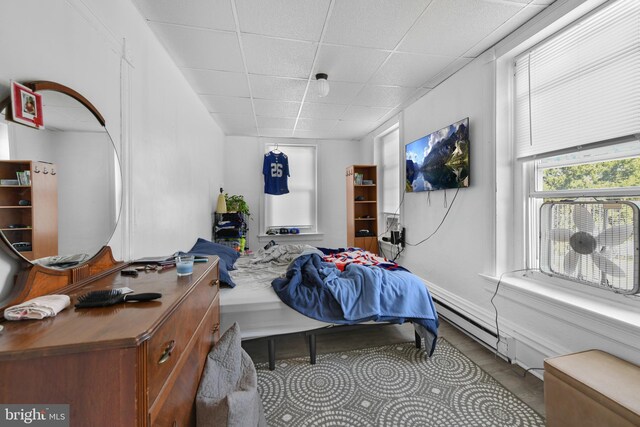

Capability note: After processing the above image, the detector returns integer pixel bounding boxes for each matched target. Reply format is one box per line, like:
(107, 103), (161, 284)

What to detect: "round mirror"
(0, 82), (122, 269)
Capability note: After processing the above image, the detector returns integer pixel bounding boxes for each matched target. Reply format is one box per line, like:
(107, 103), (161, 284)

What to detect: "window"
(375, 126), (400, 235)
(514, 0), (640, 292)
(514, 0), (640, 160)
(263, 143), (317, 234)
(526, 142), (640, 266)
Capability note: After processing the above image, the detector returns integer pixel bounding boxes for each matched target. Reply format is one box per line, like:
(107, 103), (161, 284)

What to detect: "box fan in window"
(540, 201), (640, 294)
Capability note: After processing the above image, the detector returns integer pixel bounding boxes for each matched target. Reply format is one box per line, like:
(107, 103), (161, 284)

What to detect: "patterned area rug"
(256, 339), (545, 426)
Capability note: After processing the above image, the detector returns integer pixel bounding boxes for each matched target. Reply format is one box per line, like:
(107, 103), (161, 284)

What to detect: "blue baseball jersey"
(263, 151), (290, 195)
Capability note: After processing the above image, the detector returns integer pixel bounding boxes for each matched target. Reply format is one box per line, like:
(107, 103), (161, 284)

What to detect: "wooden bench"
(544, 349), (640, 427)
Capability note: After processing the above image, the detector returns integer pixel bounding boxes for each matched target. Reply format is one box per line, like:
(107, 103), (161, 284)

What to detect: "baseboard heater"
(433, 297), (511, 362)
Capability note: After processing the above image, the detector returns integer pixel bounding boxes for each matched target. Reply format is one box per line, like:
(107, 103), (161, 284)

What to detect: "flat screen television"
(405, 117), (469, 192)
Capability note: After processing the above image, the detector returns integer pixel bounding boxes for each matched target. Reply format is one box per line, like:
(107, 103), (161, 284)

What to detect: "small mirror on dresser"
(0, 81), (123, 311)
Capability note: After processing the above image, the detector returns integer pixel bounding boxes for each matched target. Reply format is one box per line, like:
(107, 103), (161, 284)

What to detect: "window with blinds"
(378, 128), (400, 214)
(514, 0), (640, 160)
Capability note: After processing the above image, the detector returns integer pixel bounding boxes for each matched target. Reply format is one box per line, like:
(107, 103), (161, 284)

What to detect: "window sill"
(257, 232), (324, 242)
(479, 271), (640, 332)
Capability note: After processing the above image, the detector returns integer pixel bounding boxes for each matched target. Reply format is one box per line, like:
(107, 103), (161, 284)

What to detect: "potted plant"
(224, 193), (251, 220)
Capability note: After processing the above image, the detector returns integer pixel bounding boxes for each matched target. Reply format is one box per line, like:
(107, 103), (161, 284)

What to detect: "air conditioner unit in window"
(540, 201), (640, 294)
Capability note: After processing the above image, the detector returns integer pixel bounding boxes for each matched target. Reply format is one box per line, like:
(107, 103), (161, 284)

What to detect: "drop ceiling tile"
(308, 81), (365, 105)
(242, 34), (316, 79)
(464, 4), (547, 57)
(314, 45), (390, 83)
(253, 99), (301, 118)
(200, 95), (254, 115)
(334, 120), (376, 136)
(211, 113), (257, 135)
(257, 116), (297, 129)
(295, 118), (338, 131)
(398, 0), (524, 57)
(149, 23), (243, 71)
(259, 129), (296, 138)
(324, 0), (433, 49)
(299, 102), (347, 120)
(341, 105), (391, 122)
(422, 57), (473, 88)
(352, 85), (418, 108)
(132, 0), (235, 30)
(235, 0), (331, 41)
(369, 52), (455, 88)
(398, 88), (431, 110)
(293, 129), (354, 139)
(180, 68), (249, 97)
(249, 75), (308, 101)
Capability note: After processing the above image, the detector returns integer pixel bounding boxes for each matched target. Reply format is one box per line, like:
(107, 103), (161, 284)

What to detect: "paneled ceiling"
(132, 0), (555, 140)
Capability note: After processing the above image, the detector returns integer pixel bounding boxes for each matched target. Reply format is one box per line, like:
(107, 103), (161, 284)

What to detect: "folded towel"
(4, 295), (71, 320)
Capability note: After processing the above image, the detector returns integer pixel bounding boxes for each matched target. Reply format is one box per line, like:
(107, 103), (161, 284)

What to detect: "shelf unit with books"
(0, 160), (57, 260)
(346, 165), (378, 254)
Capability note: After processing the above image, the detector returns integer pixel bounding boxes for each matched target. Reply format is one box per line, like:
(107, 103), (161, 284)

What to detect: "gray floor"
(242, 318), (546, 419)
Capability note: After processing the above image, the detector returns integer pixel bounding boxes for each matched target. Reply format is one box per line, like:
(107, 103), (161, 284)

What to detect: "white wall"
(360, 0), (640, 370)
(362, 52), (501, 359)
(224, 136), (363, 251)
(0, 0), (225, 298)
(400, 52), (496, 314)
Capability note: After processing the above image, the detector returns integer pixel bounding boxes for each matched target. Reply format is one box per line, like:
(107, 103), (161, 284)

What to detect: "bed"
(214, 243), (439, 370)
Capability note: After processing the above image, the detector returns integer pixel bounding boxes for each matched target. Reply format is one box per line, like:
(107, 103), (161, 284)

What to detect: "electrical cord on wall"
(406, 187), (460, 247)
(490, 268), (546, 377)
(378, 187), (407, 239)
(378, 188), (407, 262)
(491, 268), (534, 355)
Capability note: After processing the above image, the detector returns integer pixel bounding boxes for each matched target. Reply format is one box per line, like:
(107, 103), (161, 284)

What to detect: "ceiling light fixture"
(315, 73), (329, 98)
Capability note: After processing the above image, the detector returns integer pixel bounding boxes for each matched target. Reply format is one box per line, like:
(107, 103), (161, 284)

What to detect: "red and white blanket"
(321, 248), (400, 272)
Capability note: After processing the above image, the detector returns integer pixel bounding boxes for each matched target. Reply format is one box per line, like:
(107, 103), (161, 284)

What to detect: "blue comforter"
(272, 253), (439, 355)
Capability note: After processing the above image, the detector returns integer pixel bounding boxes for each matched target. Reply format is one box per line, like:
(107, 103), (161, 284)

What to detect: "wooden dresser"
(0, 255), (220, 426)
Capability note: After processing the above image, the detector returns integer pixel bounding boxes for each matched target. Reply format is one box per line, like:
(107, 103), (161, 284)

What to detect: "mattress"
(219, 253), (436, 355)
(219, 256), (331, 339)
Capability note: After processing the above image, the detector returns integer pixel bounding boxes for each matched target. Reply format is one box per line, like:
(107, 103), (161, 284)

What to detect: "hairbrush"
(75, 290), (162, 308)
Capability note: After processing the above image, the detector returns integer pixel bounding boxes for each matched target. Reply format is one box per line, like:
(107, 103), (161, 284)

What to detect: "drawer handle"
(210, 279), (219, 287)
(158, 340), (176, 365)
(212, 324), (220, 334)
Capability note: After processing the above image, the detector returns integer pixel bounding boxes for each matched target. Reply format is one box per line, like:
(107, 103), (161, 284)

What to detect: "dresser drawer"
(149, 294), (219, 427)
(147, 268), (219, 404)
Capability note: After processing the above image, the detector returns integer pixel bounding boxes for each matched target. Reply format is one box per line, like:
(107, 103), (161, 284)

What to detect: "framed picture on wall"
(10, 81), (44, 129)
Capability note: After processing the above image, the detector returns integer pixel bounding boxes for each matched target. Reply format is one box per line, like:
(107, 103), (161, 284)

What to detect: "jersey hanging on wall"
(263, 151), (290, 195)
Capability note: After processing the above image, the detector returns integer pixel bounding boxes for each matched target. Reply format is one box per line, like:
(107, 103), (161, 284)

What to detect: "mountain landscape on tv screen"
(406, 118), (469, 192)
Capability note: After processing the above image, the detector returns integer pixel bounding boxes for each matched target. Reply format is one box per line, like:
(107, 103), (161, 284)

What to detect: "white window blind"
(264, 144), (317, 231)
(514, 0), (640, 159)
(380, 128), (400, 214)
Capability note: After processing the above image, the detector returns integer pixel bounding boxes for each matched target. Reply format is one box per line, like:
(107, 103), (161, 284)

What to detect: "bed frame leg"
(415, 331), (421, 349)
(308, 334), (316, 365)
(268, 338), (275, 370)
